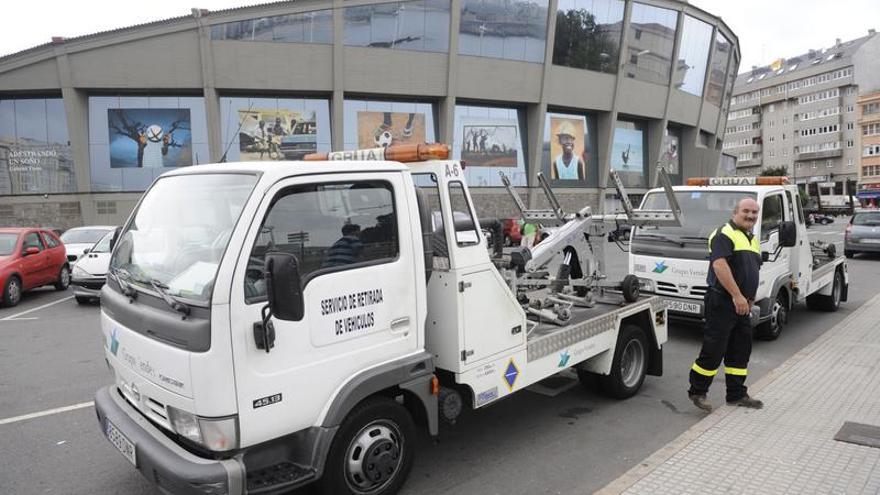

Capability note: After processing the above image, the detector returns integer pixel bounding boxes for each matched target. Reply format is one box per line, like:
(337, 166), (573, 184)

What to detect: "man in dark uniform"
(688, 197), (764, 412)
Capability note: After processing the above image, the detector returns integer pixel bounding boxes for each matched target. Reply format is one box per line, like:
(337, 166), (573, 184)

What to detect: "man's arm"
(712, 258), (750, 315)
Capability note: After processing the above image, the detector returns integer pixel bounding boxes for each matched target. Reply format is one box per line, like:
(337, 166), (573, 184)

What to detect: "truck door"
(789, 189), (812, 293)
(228, 172), (421, 447)
(760, 192), (789, 294)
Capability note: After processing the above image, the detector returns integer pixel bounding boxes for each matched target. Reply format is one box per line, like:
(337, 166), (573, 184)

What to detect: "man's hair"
(733, 197), (758, 214)
(342, 223), (361, 235)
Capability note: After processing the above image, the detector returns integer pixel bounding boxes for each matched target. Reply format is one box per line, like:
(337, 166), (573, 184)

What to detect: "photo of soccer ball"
(375, 130), (394, 148)
(146, 124), (164, 143)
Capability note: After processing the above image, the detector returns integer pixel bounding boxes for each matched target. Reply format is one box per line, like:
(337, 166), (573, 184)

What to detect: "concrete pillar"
(331, 0), (345, 150)
(53, 44), (91, 194)
(438, 0), (462, 144)
(194, 12), (222, 162)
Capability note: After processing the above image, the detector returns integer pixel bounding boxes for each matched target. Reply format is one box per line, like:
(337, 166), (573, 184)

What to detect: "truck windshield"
(632, 191), (757, 260)
(110, 173), (257, 305)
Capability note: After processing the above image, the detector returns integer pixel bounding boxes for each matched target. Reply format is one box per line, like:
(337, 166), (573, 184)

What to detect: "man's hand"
(733, 293), (750, 315)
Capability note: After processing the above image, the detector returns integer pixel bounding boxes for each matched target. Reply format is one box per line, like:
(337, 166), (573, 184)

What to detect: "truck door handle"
(390, 317), (410, 334)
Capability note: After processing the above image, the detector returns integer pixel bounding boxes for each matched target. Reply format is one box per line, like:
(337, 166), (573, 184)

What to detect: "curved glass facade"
(675, 15), (713, 96)
(344, 0), (451, 53)
(552, 0), (624, 74)
(210, 10), (333, 44)
(623, 3), (678, 85)
(459, 0), (550, 63)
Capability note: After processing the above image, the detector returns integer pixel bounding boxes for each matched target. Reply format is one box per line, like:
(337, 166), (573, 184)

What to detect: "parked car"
(845, 210), (880, 258)
(71, 229), (117, 304)
(812, 213), (835, 225)
(60, 225), (115, 264)
(0, 228), (70, 307)
(502, 218), (522, 247)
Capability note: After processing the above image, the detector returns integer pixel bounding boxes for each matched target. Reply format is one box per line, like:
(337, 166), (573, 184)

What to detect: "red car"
(0, 228), (70, 307)
(502, 218), (522, 246)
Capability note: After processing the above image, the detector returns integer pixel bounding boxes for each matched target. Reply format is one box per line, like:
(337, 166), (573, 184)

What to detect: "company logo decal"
(504, 358), (519, 391)
(653, 261), (669, 274)
(110, 328), (120, 356)
(558, 350), (571, 368)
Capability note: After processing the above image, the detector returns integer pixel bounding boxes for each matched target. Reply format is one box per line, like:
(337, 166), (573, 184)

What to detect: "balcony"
(795, 149), (843, 161)
(737, 157), (762, 168)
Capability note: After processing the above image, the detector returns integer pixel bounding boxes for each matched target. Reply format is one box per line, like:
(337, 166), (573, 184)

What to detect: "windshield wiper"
(634, 233), (685, 247)
(147, 279), (191, 318)
(108, 268), (138, 300)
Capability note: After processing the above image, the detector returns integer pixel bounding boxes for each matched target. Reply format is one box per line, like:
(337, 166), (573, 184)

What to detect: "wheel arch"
(620, 310), (662, 377)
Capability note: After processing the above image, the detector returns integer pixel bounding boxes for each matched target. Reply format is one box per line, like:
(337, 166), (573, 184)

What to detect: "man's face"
(733, 199), (759, 231)
(558, 134), (575, 153)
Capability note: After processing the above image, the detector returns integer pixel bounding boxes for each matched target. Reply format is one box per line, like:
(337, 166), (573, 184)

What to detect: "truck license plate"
(667, 300), (702, 315)
(105, 419), (137, 466)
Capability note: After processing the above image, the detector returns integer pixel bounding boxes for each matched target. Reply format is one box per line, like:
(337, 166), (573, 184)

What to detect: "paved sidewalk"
(599, 292), (880, 495)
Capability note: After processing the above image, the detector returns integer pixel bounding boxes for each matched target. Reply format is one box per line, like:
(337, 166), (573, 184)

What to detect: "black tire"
(806, 270), (843, 312)
(621, 274), (640, 303)
(2, 276), (22, 308)
(599, 324), (649, 399)
(75, 295), (91, 305)
(319, 397), (416, 495)
(755, 291), (788, 341)
(54, 265), (70, 291)
(845, 250), (854, 259)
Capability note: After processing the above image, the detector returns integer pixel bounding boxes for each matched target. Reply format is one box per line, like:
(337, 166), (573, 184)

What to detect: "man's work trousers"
(688, 289), (753, 402)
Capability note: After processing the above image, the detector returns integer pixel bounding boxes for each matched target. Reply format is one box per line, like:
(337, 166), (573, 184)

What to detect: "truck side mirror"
(264, 252), (304, 321)
(779, 221), (797, 247)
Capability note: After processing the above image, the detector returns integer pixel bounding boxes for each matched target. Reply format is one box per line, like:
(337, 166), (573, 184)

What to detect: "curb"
(594, 290), (880, 495)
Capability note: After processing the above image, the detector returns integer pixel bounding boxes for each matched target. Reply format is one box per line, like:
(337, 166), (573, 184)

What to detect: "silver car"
(844, 210), (880, 258)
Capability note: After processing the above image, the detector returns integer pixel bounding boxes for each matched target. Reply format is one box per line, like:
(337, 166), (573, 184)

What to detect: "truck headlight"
(167, 406), (239, 452)
(638, 277), (655, 292)
(72, 264), (89, 278)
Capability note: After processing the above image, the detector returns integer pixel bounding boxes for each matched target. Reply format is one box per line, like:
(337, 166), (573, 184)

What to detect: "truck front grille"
(655, 281), (679, 295)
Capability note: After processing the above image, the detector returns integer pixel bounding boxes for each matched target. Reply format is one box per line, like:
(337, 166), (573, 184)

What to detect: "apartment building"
(858, 91), (880, 206)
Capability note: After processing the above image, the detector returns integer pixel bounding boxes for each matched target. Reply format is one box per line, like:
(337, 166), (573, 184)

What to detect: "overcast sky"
(1, 0), (876, 74)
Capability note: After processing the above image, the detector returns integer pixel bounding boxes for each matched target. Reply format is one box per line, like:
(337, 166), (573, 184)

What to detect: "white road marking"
(0, 401), (94, 426)
(0, 295), (74, 321)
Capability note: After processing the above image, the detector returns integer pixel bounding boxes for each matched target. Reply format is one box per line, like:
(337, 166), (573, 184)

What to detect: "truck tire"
(621, 275), (640, 303)
(755, 291), (787, 341)
(319, 396), (416, 495)
(806, 270), (843, 312)
(599, 324), (648, 399)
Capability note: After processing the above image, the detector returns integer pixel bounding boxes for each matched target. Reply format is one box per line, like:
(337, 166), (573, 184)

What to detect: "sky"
(0, 0), (877, 74)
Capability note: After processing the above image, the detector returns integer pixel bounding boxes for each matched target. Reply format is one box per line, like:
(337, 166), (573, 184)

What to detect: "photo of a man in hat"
(550, 118), (586, 181)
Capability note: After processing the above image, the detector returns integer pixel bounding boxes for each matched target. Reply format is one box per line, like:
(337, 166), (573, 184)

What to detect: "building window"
(460, 0), (549, 63)
(552, 0), (624, 74)
(623, 2), (678, 85)
(847, 140), (854, 148)
(863, 123), (880, 136)
(847, 158), (853, 167)
(211, 10), (333, 44)
(847, 122), (854, 130)
(343, 99), (436, 151)
(88, 96), (210, 192)
(0, 98), (76, 195)
(219, 97), (332, 163)
(674, 15), (712, 96)
(863, 102), (880, 115)
(454, 105), (528, 186)
(704, 32), (731, 106)
(346, 0), (451, 53)
(847, 105), (854, 113)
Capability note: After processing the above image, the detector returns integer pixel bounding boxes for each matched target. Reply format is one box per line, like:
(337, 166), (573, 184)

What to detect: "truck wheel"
(621, 275), (640, 303)
(319, 397), (415, 495)
(600, 324), (648, 399)
(806, 270), (843, 312)
(755, 291), (787, 341)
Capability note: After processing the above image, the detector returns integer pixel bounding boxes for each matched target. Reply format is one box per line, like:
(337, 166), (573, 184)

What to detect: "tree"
(552, 10), (618, 73)
(760, 166), (788, 177)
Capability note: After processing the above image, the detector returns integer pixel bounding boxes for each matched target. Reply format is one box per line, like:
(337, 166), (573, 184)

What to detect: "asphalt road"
(0, 220), (876, 495)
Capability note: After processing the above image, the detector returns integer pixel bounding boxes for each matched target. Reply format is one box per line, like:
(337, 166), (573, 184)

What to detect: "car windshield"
(635, 191), (757, 240)
(61, 228), (111, 244)
(0, 233), (18, 256)
(91, 230), (116, 254)
(110, 173), (258, 305)
(853, 212), (880, 226)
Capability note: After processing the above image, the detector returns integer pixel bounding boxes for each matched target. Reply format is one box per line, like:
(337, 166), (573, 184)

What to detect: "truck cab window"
(448, 182), (480, 246)
(761, 194), (784, 242)
(414, 174), (451, 269)
(246, 181), (399, 301)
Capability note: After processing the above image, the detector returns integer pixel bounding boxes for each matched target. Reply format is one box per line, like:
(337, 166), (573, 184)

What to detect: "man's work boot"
(689, 393), (713, 412)
(727, 395), (763, 409)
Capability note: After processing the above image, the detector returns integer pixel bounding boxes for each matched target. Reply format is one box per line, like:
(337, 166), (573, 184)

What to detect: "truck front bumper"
(94, 386), (244, 495)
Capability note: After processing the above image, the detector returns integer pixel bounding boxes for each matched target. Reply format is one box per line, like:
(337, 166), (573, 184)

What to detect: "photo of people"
(660, 129), (680, 175)
(461, 124), (518, 167)
(549, 117), (586, 180)
(236, 109), (317, 161)
(108, 109), (192, 168)
(357, 111), (426, 149)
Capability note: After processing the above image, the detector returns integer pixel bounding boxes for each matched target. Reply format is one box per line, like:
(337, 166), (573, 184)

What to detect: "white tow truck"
(628, 176), (849, 340)
(94, 143), (681, 495)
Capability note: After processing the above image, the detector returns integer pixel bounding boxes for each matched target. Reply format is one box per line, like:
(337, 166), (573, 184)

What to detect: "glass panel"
(219, 97), (331, 162)
(210, 10), (333, 44)
(447, 182), (480, 245)
(542, 112), (598, 186)
(459, 0), (549, 63)
(611, 120), (647, 187)
(23, 232), (44, 251)
(246, 181), (399, 300)
(659, 126), (681, 179)
(706, 32), (731, 105)
(552, 0), (624, 74)
(674, 15), (712, 96)
(623, 2), (677, 85)
(343, 100), (436, 150)
(453, 105), (527, 187)
(413, 173), (451, 267)
(345, 0), (450, 53)
(761, 194), (784, 241)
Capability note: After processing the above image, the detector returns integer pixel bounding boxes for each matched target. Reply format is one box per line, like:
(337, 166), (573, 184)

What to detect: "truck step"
(246, 461), (316, 493)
